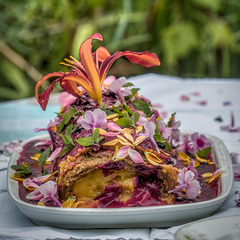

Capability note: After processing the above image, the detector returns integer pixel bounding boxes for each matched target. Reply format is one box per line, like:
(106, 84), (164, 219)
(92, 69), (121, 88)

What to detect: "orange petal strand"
(100, 51), (160, 84)
(79, 33), (103, 106)
(96, 46), (111, 62)
(35, 72), (65, 110)
(35, 72), (63, 100)
(62, 73), (95, 100)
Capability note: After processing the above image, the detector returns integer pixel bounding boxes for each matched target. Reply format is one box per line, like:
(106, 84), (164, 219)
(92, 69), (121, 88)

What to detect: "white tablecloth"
(0, 74), (240, 240)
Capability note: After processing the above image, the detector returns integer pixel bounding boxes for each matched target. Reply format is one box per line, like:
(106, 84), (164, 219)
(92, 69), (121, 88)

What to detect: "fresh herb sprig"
(38, 147), (51, 173)
(153, 120), (171, 152)
(76, 128), (104, 147)
(11, 162), (33, 178)
(115, 112), (139, 129)
(58, 123), (75, 155)
(58, 108), (79, 133)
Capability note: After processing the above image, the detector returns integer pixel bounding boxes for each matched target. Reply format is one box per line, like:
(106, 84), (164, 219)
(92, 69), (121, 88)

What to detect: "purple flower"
(169, 165), (201, 199)
(26, 180), (62, 207)
(157, 120), (172, 140)
(220, 111), (240, 132)
(143, 122), (159, 153)
(80, 109), (107, 133)
(169, 118), (181, 140)
(108, 77), (131, 102)
(115, 145), (144, 164)
(187, 132), (211, 155)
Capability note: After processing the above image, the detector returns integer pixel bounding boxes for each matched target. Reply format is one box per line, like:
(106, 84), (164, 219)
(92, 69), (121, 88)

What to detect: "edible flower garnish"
(202, 169), (222, 183)
(220, 110), (240, 132)
(114, 145), (144, 164)
(143, 122), (159, 153)
(108, 77), (131, 103)
(35, 33), (160, 110)
(169, 161), (201, 199)
(80, 109), (107, 133)
(26, 180), (62, 207)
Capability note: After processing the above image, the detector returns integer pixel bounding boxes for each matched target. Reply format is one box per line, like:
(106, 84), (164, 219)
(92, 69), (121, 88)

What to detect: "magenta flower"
(187, 132), (211, 155)
(23, 173), (56, 189)
(26, 180), (62, 207)
(115, 145), (144, 164)
(170, 166), (201, 199)
(80, 109), (107, 132)
(143, 122), (159, 153)
(169, 118), (181, 140)
(108, 77), (131, 102)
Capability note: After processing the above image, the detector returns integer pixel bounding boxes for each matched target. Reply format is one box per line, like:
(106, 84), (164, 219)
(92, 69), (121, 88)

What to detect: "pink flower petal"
(115, 146), (130, 160)
(26, 189), (43, 200)
(185, 180), (201, 199)
(107, 122), (122, 132)
(128, 148), (144, 164)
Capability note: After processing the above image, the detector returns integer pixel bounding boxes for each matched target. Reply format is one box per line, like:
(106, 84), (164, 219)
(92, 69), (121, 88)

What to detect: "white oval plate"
(7, 133), (233, 229)
(174, 215), (240, 240)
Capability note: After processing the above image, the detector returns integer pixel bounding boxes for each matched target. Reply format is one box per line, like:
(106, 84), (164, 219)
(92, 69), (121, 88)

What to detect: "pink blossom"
(187, 132), (211, 155)
(23, 173), (55, 189)
(102, 75), (116, 89)
(48, 147), (62, 162)
(170, 166), (201, 199)
(34, 120), (56, 143)
(168, 118), (181, 140)
(157, 120), (172, 140)
(143, 122), (159, 153)
(108, 77), (131, 101)
(180, 95), (190, 102)
(115, 146), (144, 164)
(80, 109), (107, 132)
(26, 181), (62, 207)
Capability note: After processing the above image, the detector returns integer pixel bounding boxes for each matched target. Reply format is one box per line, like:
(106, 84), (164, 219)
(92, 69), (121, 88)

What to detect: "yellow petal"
(135, 125), (143, 134)
(102, 139), (119, 146)
(98, 128), (107, 135)
(117, 135), (131, 146)
(178, 152), (190, 161)
(202, 173), (213, 178)
(10, 174), (24, 182)
(145, 151), (162, 165)
(208, 171), (222, 183)
(123, 130), (134, 144)
(195, 154), (208, 163)
(106, 113), (118, 120)
(134, 135), (146, 146)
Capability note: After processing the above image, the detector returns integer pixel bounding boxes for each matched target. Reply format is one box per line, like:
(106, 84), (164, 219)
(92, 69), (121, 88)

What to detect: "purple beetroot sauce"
(16, 139), (219, 208)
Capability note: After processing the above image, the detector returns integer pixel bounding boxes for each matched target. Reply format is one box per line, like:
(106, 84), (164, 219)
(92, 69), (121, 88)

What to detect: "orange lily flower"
(35, 33), (160, 110)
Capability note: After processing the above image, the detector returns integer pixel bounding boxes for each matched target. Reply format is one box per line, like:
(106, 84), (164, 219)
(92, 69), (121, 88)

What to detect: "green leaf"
(214, 116), (223, 122)
(123, 104), (133, 115)
(65, 123), (75, 146)
(132, 112), (139, 125)
(92, 128), (99, 142)
(76, 136), (95, 146)
(122, 82), (134, 87)
(11, 162), (33, 178)
(115, 117), (133, 128)
(197, 147), (212, 158)
(59, 146), (74, 155)
(132, 99), (151, 117)
(38, 147), (51, 172)
(100, 104), (115, 116)
(112, 106), (124, 117)
(58, 108), (78, 133)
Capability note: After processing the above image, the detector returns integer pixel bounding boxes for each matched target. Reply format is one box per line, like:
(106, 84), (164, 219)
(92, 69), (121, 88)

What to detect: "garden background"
(0, 0), (240, 102)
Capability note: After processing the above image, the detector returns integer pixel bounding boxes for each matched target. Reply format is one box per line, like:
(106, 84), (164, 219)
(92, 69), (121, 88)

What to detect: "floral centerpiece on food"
(11, 33), (222, 208)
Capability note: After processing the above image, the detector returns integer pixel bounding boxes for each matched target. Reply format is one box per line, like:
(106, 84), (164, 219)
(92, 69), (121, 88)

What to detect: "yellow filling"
(72, 169), (136, 202)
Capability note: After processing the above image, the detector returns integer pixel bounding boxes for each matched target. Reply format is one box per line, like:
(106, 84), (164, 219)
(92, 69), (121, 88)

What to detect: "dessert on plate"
(11, 33), (221, 208)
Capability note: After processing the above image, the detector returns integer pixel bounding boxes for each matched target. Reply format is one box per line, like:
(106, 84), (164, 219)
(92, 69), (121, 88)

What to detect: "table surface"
(0, 73), (240, 240)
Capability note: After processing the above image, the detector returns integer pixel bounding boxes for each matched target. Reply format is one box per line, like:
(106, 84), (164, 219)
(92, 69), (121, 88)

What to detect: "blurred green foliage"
(0, 0), (240, 101)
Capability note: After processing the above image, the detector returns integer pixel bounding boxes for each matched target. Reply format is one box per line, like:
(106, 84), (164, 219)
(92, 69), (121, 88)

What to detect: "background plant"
(0, 0), (239, 102)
